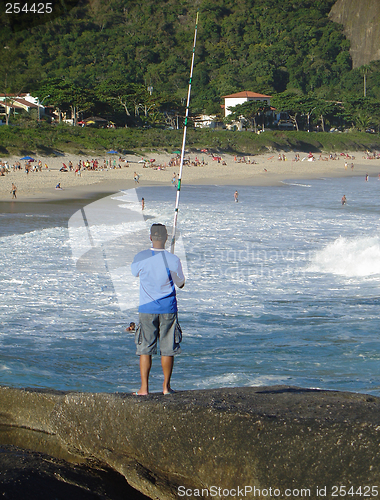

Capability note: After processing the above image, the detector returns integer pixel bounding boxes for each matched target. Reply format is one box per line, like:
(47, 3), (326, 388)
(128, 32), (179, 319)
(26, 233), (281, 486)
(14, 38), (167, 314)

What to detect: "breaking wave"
(308, 236), (380, 277)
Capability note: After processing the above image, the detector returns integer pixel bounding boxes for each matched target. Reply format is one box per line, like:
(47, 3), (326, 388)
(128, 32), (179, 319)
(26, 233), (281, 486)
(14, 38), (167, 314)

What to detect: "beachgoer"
(126, 322), (136, 332)
(172, 173), (177, 186)
(341, 195), (346, 205)
(131, 223), (185, 395)
(234, 190), (239, 203)
(134, 172), (140, 184)
(55, 183), (63, 190)
(141, 197), (145, 210)
(365, 173), (369, 181)
(10, 183), (17, 199)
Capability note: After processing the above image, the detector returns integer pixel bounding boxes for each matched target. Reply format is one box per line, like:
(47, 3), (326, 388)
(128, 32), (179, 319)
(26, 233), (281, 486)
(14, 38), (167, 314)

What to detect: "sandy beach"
(1, 150), (380, 202)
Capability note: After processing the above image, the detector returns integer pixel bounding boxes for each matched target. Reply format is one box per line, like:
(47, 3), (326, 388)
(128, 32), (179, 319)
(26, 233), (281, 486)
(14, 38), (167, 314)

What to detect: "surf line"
(170, 11), (199, 254)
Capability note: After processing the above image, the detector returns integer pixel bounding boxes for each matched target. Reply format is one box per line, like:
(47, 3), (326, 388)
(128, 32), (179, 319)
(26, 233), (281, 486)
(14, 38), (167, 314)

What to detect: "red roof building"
(222, 91), (272, 117)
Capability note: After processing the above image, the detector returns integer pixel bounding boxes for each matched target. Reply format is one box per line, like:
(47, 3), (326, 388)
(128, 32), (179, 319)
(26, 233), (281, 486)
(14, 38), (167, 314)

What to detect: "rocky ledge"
(0, 385), (379, 499)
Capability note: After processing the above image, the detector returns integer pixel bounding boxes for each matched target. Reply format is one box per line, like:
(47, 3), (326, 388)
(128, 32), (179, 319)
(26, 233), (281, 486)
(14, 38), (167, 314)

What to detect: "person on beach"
(10, 183), (17, 199)
(341, 195), (346, 205)
(141, 197), (145, 210)
(126, 322), (136, 332)
(131, 223), (185, 395)
(234, 190), (239, 203)
(134, 172), (140, 184)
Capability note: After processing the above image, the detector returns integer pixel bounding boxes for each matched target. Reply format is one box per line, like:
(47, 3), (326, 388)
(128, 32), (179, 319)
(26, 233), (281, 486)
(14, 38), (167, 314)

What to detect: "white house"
(0, 93), (45, 116)
(222, 91), (272, 117)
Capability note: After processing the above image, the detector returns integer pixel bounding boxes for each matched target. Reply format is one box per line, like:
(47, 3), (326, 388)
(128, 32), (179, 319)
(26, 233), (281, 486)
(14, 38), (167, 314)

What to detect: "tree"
(360, 65), (372, 98)
(35, 78), (95, 124)
(0, 44), (27, 125)
(271, 91), (305, 131)
(96, 80), (153, 123)
(312, 99), (342, 132)
(225, 100), (270, 133)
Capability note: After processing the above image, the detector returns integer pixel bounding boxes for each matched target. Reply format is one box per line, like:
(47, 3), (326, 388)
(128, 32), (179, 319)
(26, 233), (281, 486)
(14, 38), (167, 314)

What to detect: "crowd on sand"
(1, 149), (380, 201)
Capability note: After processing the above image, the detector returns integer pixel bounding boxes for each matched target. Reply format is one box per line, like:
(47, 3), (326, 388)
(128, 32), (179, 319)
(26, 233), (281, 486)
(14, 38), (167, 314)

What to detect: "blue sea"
(1, 177), (380, 396)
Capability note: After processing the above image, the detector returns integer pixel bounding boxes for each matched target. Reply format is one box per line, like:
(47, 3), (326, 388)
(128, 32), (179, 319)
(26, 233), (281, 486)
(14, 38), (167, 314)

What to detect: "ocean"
(1, 176), (380, 396)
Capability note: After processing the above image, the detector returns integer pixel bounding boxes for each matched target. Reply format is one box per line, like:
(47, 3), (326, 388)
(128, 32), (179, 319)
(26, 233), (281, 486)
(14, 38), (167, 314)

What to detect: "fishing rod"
(170, 11), (199, 254)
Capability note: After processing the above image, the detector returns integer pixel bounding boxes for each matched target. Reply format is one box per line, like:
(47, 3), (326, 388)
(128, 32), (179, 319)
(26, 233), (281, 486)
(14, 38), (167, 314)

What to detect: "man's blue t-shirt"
(131, 248), (185, 314)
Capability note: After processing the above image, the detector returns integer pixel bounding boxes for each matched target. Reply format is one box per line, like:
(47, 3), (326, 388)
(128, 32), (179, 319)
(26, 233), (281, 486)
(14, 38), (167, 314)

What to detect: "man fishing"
(131, 223), (185, 395)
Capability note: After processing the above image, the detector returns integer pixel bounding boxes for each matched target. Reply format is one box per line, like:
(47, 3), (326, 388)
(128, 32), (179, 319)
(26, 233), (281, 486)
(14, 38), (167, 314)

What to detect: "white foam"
(308, 236), (380, 277)
(280, 181), (312, 188)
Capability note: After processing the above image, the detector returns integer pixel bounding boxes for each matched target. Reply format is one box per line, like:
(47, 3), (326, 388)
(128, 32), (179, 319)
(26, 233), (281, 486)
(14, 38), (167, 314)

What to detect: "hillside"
(2, 0), (380, 131)
(1, 0), (351, 114)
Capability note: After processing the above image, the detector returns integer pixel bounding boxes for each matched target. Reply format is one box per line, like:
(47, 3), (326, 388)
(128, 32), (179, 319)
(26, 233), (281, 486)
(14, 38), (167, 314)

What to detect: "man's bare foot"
(163, 388), (176, 395)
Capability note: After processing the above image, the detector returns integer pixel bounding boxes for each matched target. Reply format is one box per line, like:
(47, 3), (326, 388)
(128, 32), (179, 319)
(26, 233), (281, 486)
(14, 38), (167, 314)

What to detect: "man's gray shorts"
(135, 313), (182, 356)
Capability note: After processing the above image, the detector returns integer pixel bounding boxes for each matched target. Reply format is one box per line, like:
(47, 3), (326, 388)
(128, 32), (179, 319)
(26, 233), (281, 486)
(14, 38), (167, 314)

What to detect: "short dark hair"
(150, 223), (168, 241)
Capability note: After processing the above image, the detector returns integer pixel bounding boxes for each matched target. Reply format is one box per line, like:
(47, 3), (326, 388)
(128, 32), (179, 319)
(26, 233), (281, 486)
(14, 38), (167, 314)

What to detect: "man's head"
(150, 224), (168, 245)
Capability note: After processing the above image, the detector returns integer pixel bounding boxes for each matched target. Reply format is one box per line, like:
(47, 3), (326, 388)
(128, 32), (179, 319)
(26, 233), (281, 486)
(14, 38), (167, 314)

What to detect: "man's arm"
(172, 260), (185, 289)
(131, 260), (140, 277)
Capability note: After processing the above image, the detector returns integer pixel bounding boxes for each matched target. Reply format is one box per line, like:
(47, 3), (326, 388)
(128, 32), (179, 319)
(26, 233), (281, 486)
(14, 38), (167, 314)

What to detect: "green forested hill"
(1, 0), (379, 121)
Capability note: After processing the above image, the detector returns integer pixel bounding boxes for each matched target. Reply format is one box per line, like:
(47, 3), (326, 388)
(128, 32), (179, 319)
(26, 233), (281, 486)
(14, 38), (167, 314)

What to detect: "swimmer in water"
(126, 322), (136, 332)
(341, 195), (347, 205)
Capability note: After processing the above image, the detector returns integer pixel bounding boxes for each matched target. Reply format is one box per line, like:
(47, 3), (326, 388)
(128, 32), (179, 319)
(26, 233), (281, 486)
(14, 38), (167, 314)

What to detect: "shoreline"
(1, 151), (380, 202)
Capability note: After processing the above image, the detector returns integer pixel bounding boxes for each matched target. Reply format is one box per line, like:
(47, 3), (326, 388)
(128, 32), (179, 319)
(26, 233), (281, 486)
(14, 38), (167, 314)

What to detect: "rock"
(0, 385), (379, 499)
(329, 0), (380, 68)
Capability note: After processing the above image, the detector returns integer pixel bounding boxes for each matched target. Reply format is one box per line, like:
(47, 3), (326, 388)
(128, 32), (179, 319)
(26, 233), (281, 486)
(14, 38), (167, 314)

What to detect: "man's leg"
(161, 355), (174, 394)
(138, 354), (152, 395)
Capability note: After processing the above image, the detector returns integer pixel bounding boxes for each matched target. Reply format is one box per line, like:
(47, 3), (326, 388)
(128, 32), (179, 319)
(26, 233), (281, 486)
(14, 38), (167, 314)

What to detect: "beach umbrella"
(85, 116), (107, 122)
(20, 156), (35, 161)
(107, 150), (119, 154)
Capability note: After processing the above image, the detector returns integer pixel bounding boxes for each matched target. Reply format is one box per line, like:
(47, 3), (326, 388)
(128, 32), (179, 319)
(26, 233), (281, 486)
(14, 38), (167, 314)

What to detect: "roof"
(8, 98), (38, 109)
(222, 91), (272, 99)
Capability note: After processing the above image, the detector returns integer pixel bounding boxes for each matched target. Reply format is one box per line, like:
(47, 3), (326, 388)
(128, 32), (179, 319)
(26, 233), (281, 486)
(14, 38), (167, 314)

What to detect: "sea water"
(1, 176), (380, 396)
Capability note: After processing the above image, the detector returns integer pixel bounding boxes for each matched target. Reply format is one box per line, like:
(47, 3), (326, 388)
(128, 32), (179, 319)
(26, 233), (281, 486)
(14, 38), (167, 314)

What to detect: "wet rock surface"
(0, 385), (379, 499)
